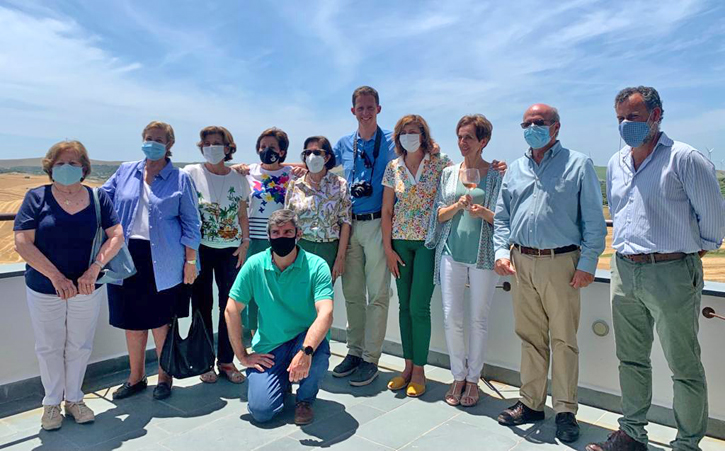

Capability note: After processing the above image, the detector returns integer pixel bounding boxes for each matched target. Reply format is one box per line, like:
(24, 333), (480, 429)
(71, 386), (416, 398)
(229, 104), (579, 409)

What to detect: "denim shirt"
(493, 142), (606, 275)
(102, 159), (201, 291)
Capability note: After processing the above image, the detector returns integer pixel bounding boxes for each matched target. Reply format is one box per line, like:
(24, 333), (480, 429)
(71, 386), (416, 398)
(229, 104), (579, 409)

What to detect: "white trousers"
(26, 287), (103, 405)
(440, 255), (499, 383)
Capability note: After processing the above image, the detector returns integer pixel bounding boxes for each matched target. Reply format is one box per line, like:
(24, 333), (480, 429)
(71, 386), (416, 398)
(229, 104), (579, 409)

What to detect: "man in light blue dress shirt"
(587, 87), (725, 451)
(493, 104), (606, 443)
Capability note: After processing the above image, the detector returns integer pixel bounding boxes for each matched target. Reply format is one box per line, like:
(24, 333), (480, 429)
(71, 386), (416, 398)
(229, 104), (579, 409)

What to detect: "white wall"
(2, 270), (724, 422)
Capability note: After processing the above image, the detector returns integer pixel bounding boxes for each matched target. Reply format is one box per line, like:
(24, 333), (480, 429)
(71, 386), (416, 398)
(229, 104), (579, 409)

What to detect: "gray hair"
(267, 209), (298, 235)
(549, 107), (560, 123)
(614, 86), (664, 121)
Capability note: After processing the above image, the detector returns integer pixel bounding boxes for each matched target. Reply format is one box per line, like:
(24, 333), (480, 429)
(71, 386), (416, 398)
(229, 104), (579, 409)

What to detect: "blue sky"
(1, 0), (724, 168)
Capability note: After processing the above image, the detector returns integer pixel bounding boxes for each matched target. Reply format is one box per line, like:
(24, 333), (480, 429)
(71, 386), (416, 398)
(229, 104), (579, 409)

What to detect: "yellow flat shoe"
(406, 382), (426, 397)
(387, 376), (408, 391)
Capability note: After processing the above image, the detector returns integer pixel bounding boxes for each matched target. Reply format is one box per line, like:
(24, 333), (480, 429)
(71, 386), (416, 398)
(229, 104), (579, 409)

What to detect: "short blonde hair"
(197, 126), (237, 161)
(42, 140), (92, 181)
(142, 121), (175, 158)
(393, 115), (433, 156)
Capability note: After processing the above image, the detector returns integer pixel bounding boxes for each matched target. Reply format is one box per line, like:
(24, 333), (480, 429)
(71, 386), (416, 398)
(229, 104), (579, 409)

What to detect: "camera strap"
(351, 126), (383, 185)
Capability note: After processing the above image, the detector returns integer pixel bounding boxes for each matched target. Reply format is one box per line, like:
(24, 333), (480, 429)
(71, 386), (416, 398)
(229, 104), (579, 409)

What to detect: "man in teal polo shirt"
(225, 209), (334, 425)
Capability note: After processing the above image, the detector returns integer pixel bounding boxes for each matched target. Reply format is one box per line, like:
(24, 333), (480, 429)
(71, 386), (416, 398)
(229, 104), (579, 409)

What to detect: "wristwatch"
(301, 345), (314, 356)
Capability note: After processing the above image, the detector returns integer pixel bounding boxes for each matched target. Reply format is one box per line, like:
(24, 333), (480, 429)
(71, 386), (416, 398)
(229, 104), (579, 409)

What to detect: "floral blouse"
(382, 153), (453, 241)
(246, 164), (293, 240)
(284, 172), (352, 242)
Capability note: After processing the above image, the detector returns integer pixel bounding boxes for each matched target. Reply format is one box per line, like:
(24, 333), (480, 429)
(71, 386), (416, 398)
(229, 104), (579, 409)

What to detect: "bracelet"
(242, 237), (250, 242)
(92, 260), (104, 269)
(186, 259), (197, 265)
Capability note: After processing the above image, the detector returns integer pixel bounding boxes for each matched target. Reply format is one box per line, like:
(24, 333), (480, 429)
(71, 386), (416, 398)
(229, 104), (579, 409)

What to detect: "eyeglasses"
(302, 149), (325, 157)
(520, 120), (555, 129)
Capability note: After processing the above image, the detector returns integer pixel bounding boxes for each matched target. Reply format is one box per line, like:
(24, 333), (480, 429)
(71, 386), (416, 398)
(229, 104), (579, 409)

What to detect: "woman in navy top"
(101, 121), (201, 401)
(14, 141), (124, 431)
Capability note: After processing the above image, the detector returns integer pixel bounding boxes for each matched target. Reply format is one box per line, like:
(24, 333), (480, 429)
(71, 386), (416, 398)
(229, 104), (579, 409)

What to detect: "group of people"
(13, 85), (724, 451)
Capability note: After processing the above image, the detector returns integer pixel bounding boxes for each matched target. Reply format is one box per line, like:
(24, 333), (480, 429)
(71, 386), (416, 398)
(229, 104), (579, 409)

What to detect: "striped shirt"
(607, 132), (725, 255)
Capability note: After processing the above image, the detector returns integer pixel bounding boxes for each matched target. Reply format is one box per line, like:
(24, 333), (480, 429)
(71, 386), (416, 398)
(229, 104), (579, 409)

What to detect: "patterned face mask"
(618, 112), (653, 148)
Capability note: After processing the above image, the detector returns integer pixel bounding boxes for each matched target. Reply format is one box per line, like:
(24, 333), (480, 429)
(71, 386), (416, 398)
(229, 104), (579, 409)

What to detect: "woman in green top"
(425, 114), (503, 408)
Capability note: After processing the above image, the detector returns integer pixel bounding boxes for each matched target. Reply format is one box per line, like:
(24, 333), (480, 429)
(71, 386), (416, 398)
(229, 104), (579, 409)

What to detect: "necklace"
(207, 168), (228, 206)
(53, 185), (85, 207)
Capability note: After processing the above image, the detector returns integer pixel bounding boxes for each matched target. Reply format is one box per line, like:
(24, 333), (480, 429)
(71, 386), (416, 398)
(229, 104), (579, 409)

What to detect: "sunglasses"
(520, 119), (554, 129)
(302, 149), (325, 157)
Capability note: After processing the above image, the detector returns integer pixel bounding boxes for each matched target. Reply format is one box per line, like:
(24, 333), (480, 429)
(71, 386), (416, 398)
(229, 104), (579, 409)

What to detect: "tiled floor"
(1, 341), (723, 450)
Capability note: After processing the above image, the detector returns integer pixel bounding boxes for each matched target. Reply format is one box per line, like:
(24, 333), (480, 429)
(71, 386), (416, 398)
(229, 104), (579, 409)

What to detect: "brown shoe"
(294, 402), (314, 425)
(498, 401), (545, 425)
(586, 430), (647, 451)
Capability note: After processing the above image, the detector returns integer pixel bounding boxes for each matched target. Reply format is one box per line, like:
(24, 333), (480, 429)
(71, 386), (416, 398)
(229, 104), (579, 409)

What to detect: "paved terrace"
(1, 341), (723, 451)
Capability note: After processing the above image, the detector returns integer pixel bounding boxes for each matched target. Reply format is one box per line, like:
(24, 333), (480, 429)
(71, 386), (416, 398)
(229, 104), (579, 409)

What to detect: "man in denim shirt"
(493, 104), (606, 443)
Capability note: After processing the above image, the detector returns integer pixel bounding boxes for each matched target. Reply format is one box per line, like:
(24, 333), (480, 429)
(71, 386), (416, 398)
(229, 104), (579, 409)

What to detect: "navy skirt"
(108, 239), (190, 330)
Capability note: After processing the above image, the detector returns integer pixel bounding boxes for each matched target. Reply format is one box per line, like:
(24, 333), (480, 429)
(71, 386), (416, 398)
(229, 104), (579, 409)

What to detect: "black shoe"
(153, 382), (172, 400)
(586, 430), (647, 451)
(556, 412), (580, 443)
(112, 376), (148, 400)
(497, 401), (545, 425)
(332, 355), (362, 378)
(349, 361), (378, 387)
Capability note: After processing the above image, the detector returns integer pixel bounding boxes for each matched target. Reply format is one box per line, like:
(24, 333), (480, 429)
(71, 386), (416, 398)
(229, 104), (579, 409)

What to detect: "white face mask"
(400, 134), (421, 153)
(202, 145), (226, 164)
(306, 154), (326, 174)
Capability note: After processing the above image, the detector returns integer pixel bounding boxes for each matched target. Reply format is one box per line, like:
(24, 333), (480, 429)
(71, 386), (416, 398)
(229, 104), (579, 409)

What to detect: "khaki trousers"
(510, 247), (581, 414)
(341, 218), (391, 364)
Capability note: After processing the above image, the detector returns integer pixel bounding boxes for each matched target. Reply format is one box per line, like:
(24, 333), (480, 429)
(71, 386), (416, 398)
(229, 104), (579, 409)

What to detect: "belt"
(617, 252), (687, 264)
(352, 211), (382, 221)
(515, 244), (579, 256)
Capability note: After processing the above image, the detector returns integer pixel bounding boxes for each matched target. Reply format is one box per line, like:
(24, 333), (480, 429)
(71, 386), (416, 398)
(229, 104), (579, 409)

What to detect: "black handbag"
(159, 309), (215, 379)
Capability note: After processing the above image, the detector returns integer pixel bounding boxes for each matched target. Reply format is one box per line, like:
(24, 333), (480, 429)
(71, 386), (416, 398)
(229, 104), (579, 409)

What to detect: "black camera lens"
(351, 181), (373, 198)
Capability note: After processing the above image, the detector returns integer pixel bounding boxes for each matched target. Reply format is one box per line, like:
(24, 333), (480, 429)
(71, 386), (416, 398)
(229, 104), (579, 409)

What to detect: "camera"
(351, 181), (373, 198)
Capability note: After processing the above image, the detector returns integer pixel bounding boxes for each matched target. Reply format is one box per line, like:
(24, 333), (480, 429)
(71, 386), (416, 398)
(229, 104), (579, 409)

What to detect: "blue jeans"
(246, 332), (330, 423)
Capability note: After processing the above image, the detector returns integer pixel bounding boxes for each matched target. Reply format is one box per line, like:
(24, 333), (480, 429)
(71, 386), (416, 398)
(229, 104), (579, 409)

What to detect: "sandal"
(444, 380), (466, 406)
(388, 376), (409, 391)
(218, 364), (246, 384)
(199, 369), (218, 384)
(460, 382), (480, 407)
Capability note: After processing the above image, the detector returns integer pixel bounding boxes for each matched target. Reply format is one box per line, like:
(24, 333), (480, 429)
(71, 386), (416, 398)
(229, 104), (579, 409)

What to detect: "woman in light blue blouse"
(102, 121), (201, 401)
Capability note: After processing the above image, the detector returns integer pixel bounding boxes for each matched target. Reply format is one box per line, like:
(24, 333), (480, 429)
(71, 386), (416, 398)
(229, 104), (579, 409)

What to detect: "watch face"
(304, 346), (314, 355)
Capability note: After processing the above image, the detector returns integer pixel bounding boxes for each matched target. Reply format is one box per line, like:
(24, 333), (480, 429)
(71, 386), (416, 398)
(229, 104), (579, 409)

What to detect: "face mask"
(202, 145), (226, 164)
(306, 154), (326, 174)
(259, 147), (280, 165)
(400, 134), (421, 153)
(269, 236), (296, 257)
(618, 114), (652, 148)
(52, 164), (84, 186)
(524, 125), (551, 149)
(142, 141), (167, 161)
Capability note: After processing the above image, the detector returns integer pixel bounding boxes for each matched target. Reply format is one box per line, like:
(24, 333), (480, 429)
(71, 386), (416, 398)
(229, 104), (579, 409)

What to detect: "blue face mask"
(52, 164), (84, 186)
(618, 115), (652, 148)
(524, 125), (551, 149)
(142, 141), (167, 161)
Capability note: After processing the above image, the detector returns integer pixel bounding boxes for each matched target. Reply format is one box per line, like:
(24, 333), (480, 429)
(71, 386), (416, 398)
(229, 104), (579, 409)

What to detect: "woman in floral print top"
(183, 126), (250, 385)
(381, 115), (452, 398)
(285, 136), (352, 280)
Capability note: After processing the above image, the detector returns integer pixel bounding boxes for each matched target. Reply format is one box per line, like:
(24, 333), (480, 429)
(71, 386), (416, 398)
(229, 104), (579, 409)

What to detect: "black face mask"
(259, 147), (280, 165)
(270, 236), (296, 257)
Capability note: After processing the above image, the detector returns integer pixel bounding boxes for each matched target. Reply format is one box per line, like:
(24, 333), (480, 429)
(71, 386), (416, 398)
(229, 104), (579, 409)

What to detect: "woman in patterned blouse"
(284, 136), (352, 279)
(381, 115), (452, 397)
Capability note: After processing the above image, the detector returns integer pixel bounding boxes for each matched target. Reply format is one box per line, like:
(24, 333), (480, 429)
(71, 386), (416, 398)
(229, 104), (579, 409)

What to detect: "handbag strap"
(89, 188), (103, 266)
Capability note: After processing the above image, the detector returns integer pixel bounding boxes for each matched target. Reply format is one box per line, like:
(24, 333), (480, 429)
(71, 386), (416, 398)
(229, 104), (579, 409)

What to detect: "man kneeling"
(225, 209), (334, 425)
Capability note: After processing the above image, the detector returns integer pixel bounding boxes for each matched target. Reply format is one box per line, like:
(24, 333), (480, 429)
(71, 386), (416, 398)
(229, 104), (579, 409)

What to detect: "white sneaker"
(64, 400), (95, 424)
(41, 405), (63, 430)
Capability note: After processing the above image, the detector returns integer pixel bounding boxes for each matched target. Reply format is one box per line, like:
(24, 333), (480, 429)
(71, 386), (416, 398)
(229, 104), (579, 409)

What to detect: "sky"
(1, 0), (724, 168)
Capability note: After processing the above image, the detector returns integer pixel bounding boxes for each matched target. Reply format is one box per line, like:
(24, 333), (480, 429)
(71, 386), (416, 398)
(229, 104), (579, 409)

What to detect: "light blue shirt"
(333, 128), (397, 214)
(493, 141), (607, 274)
(607, 132), (725, 255)
(102, 160), (201, 291)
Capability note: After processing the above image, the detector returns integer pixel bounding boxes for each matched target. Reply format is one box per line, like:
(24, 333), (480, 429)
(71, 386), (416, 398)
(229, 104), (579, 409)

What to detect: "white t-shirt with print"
(245, 163), (293, 240)
(184, 164), (251, 249)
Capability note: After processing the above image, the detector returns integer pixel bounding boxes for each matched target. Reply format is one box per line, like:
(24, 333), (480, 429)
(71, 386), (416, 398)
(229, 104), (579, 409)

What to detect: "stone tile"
(700, 436), (725, 451)
(355, 395), (460, 449)
(1, 406), (46, 436)
(402, 420), (517, 451)
(154, 398), (242, 435)
(451, 394), (542, 443)
(86, 424), (172, 451)
(0, 428), (80, 450)
(289, 404), (385, 445)
(0, 419), (15, 438)
(256, 435), (394, 451)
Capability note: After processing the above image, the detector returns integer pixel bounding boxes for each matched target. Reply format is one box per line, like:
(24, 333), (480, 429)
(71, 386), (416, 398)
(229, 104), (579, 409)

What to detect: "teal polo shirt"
(229, 247), (334, 354)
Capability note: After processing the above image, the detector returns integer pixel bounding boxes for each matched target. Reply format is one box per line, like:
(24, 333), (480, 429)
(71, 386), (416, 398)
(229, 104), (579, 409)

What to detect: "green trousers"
(611, 253), (707, 451)
(393, 240), (435, 366)
(299, 239), (339, 272)
(242, 238), (270, 331)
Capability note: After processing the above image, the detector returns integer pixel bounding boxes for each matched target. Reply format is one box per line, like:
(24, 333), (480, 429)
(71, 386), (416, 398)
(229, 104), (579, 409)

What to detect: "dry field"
(1, 174), (724, 282)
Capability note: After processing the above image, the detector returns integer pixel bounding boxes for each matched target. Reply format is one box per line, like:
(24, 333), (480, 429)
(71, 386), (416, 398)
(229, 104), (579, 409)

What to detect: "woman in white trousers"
(426, 115), (504, 407)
